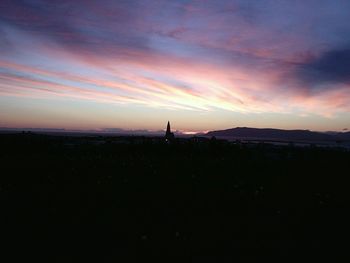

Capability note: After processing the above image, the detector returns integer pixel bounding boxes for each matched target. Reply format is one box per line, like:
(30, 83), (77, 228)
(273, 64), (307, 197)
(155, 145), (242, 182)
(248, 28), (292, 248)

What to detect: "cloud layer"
(1, 0), (350, 129)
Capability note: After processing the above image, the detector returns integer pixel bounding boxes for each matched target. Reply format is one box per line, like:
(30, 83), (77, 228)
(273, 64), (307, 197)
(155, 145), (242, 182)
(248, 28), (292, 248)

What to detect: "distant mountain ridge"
(206, 127), (350, 141)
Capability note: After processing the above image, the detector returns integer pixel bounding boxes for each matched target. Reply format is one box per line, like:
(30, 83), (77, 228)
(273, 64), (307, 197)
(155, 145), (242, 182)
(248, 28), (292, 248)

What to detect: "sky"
(0, 0), (350, 132)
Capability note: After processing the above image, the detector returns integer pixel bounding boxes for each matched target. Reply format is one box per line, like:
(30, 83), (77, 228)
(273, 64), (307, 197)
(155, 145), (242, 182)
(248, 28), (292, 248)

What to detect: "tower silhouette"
(165, 121), (175, 141)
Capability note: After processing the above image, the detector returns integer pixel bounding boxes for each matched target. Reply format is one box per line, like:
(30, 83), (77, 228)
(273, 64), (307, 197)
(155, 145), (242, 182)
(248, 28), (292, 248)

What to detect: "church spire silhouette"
(165, 121), (175, 141)
(166, 121), (171, 134)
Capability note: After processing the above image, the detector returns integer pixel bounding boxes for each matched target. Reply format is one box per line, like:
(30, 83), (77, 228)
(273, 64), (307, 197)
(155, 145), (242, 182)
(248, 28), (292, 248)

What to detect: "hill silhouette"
(206, 127), (349, 141)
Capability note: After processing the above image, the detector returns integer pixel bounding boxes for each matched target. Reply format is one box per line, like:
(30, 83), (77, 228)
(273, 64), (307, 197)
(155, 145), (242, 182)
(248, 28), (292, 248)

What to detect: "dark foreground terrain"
(1, 133), (349, 261)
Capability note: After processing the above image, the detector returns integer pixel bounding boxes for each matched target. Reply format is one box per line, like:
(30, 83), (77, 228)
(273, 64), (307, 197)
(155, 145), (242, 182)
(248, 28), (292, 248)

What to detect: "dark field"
(1, 133), (349, 261)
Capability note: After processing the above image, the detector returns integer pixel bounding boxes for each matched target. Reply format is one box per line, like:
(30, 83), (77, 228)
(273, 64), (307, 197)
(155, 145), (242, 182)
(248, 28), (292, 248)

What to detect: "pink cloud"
(1, 29), (350, 121)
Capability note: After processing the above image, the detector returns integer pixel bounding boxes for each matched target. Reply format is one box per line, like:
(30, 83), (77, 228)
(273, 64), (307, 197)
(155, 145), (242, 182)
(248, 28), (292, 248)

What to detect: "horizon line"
(0, 126), (348, 134)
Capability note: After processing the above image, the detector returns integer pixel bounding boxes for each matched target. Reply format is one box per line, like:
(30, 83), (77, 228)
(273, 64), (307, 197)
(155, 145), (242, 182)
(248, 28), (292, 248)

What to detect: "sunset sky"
(1, 0), (350, 132)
